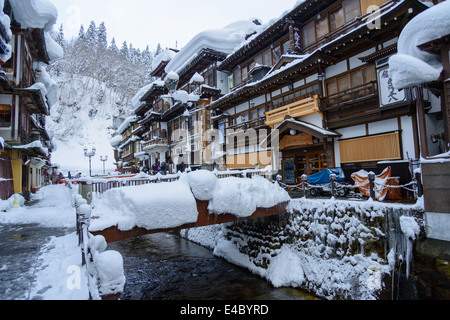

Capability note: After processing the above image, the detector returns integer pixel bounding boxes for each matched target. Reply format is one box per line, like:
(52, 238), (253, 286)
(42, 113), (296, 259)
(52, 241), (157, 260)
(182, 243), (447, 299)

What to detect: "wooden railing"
(322, 82), (378, 111)
(142, 138), (169, 150)
(265, 95), (320, 127)
(75, 169), (272, 195)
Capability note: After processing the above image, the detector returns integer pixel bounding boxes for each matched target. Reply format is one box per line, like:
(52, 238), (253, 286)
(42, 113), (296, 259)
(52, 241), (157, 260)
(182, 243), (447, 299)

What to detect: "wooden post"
(416, 86), (429, 158)
(330, 173), (337, 198)
(368, 172), (376, 201)
(301, 174), (308, 198)
(415, 171), (423, 198)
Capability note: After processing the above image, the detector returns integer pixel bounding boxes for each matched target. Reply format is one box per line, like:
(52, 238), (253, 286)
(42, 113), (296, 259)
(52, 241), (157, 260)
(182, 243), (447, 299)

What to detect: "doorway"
(295, 151), (327, 177)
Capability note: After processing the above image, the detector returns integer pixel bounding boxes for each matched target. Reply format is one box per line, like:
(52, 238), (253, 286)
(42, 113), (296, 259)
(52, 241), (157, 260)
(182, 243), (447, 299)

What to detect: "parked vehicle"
(308, 168), (348, 197)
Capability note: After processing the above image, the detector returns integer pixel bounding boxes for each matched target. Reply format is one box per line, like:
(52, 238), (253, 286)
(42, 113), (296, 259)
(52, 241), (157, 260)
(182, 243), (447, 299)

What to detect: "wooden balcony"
(142, 138), (169, 151)
(322, 82), (378, 112)
(228, 116), (268, 132)
(265, 95), (320, 127)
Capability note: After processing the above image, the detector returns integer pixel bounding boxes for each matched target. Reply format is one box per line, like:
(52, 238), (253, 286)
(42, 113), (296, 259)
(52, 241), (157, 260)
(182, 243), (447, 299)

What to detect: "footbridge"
(72, 169), (290, 244)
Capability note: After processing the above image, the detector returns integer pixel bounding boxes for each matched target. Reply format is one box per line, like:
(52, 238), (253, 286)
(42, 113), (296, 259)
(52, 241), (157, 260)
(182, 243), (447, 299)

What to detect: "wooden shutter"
(339, 131), (401, 163)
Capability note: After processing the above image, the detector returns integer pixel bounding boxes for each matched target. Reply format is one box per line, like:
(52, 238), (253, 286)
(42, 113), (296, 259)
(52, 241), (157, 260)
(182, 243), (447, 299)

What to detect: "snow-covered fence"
(73, 193), (125, 300)
(87, 169), (271, 195)
(279, 171), (422, 202)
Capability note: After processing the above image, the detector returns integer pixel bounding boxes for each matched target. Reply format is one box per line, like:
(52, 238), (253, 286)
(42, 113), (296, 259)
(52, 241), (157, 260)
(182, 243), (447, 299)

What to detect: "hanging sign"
(377, 65), (408, 108)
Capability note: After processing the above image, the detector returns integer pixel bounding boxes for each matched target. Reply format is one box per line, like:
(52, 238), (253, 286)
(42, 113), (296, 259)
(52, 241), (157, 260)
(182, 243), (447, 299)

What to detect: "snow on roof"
(0, 1), (12, 62)
(165, 19), (263, 75)
(117, 116), (138, 135)
(189, 72), (204, 84)
(9, 0), (57, 31)
(151, 49), (176, 71)
(9, 0), (63, 63)
(131, 80), (165, 110)
(389, 1), (450, 89)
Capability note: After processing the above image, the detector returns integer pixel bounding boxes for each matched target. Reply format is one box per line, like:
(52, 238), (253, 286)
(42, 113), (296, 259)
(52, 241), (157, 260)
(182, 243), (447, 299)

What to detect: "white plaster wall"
(325, 60), (347, 78)
(400, 116), (416, 160)
(368, 118), (398, 135)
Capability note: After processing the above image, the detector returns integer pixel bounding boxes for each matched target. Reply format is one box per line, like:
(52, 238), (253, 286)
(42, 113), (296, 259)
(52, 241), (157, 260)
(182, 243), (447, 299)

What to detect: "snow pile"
(165, 19), (263, 74)
(389, 1), (450, 89)
(208, 175), (290, 217)
(89, 171), (289, 232)
(266, 245), (304, 288)
(400, 215), (421, 240)
(187, 169), (217, 201)
(89, 179), (199, 232)
(0, 185), (76, 228)
(95, 250), (126, 296)
(30, 232), (89, 300)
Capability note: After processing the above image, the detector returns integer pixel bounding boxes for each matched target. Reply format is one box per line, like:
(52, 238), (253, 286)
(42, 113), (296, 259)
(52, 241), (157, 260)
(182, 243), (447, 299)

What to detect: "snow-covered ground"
(0, 185), (89, 300)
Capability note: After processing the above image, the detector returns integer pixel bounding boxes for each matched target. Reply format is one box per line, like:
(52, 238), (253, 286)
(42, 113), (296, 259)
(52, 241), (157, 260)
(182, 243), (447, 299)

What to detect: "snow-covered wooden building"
(208, 0), (437, 189)
(0, 0), (61, 199)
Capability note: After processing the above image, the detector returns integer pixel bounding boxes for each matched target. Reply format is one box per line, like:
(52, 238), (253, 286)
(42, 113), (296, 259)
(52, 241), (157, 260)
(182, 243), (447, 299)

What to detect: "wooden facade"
(0, 2), (55, 199)
(118, 0), (443, 186)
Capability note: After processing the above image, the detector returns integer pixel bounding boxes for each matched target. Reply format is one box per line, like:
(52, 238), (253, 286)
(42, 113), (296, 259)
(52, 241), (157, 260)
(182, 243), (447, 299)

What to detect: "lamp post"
(183, 108), (191, 171)
(100, 155), (108, 175)
(84, 147), (96, 177)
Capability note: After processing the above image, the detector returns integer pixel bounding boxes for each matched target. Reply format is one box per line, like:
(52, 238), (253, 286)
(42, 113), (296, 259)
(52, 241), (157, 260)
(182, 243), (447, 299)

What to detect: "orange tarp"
(351, 167), (398, 201)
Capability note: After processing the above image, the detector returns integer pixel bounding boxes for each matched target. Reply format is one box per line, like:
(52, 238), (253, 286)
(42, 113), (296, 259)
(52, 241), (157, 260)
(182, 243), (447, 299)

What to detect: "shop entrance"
(282, 147), (328, 184)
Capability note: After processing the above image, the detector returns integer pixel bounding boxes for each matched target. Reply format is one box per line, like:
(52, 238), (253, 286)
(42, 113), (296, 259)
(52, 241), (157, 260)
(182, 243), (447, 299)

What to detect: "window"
(343, 0), (361, 23)
(302, 22), (315, 48)
(326, 81), (338, 96)
(315, 16), (329, 39)
(242, 65), (248, 81)
(234, 68), (241, 86)
(258, 107), (266, 118)
(272, 45), (281, 63)
(0, 105), (11, 127)
(282, 39), (291, 54)
(262, 50), (272, 66)
(330, 7), (345, 31)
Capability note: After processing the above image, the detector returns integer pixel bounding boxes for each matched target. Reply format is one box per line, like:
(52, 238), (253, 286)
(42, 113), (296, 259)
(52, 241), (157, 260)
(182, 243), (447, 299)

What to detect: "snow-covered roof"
(131, 80), (165, 110)
(165, 19), (264, 75)
(9, 0), (63, 63)
(389, 1), (450, 89)
(117, 116), (138, 135)
(151, 49), (176, 71)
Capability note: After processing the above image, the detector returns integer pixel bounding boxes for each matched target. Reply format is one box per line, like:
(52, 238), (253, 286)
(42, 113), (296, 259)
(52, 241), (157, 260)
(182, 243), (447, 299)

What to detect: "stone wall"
(183, 198), (442, 300)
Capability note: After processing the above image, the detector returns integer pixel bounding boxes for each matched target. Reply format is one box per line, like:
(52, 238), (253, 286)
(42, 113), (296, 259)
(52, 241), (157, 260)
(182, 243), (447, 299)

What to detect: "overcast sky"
(52, 0), (299, 52)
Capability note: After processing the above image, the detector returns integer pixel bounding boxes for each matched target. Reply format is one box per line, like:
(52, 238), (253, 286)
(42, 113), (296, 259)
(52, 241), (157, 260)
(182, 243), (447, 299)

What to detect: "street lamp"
(183, 108), (191, 171)
(84, 147), (96, 176)
(100, 155), (108, 175)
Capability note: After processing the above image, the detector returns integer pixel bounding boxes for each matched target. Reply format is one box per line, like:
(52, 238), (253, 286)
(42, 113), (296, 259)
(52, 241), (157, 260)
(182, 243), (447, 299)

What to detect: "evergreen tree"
(55, 24), (66, 49)
(120, 41), (128, 58)
(78, 25), (85, 42)
(97, 22), (108, 49)
(155, 43), (162, 57)
(110, 37), (119, 53)
(85, 21), (97, 44)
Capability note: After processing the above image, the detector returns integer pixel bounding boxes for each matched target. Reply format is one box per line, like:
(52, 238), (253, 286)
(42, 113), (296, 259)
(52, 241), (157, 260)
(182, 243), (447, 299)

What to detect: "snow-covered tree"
(77, 25), (86, 43)
(109, 38), (119, 53)
(120, 41), (128, 58)
(55, 24), (66, 49)
(85, 21), (97, 45)
(97, 22), (108, 49)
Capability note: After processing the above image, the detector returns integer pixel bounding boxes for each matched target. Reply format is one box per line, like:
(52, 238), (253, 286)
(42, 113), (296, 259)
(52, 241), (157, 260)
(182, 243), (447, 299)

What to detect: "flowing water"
(108, 232), (319, 300)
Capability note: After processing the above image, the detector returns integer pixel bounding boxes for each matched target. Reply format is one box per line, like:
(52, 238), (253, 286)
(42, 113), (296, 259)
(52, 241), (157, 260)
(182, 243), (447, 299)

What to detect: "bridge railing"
(67, 180), (126, 300)
(278, 171), (423, 202)
(72, 169), (272, 196)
